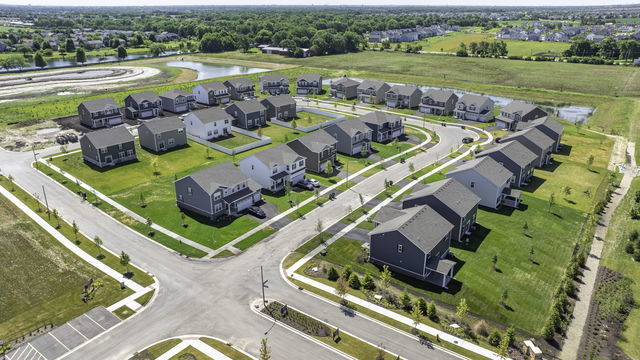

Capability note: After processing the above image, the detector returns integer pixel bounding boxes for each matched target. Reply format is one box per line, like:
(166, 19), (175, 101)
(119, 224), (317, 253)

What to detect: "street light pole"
(32, 145), (38, 169)
(260, 265), (267, 306)
(42, 185), (50, 220)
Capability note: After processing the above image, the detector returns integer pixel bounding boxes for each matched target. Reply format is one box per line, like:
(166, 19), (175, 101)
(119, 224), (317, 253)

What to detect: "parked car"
(306, 178), (321, 188)
(462, 137), (474, 144)
(65, 133), (78, 142)
(247, 206), (266, 219)
(296, 181), (314, 190)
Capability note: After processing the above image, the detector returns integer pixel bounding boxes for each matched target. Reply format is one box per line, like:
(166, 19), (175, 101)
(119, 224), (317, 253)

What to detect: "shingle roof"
(224, 77), (254, 88)
(289, 130), (337, 153)
(182, 161), (251, 195)
(260, 73), (288, 82)
(160, 89), (192, 100)
(358, 111), (402, 126)
(402, 178), (480, 217)
(501, 101), (543, 116)
(128, 91), (160, 104)
(358, 80), (389, 91)
(387, 84), (421, 97)
(189, 108), (233, 124)
(80, 97), (119, 112)
(502, 127), (555, 151)
(196, 81), (228, 92)
(141, 116), (184, 134)
(369, 205), (454, 254)
(373, 206), (407, 224)
(422, 89), (457, 103)
(253, 144), (303, 166)
(332, 77), (360, 87)
(447, 157), (512, 187)
(261, 95), (295, 108)
(523, 116), (564, 136)
(82, 126), (133, 148)
(231, 99), (266, 114)
(480, 140), (538, 168)
(458, 94), (492, 107)
(297, 73), (322, 83)
(326, 118), (372, 137)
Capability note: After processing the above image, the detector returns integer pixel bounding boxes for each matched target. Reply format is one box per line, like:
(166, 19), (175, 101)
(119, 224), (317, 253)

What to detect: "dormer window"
(397, 244), (403, 253)
(470, 181), (475, 188)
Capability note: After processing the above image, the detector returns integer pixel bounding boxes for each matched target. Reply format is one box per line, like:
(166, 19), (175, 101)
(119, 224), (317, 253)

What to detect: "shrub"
(341, 266), (352, 281)
(426, 301), (437, 320)
(634, 251), (640, 262)
(630, 206), (640, 220)
(400, 291), (412, 311)
(626, 242), (635, 254)
(362, 274), (376, 290)
(630, 230), (639, 242)
(488, 330), (502, 346)
(348, 273), (361, 290)
(327, 266), (339, 281)
(416, 298), (427, 316)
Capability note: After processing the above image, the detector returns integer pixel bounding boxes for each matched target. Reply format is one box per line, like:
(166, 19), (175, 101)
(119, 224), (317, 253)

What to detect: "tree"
(360, 143), (368, 157)
(401, 291), (412, 311)
(7, 174), (15, 191)
(120, 251), (131, 275)
(237, 34), (251, 53)
(335, 275), (349, 304)
(65, 38), (76, 52)
(117, 46), (128, 61)
(362, 274), (376, 290)
(52, 208), (60, 229)
(76, 48), (87, 64)
(327, 266), (339, 281)
(348, 273), (361, 289)
(341, 265), (352, 280)
(456, 42), (468, 57)
(259, 338), (271, 360)
(415, 297), (427, 315)
(492, 254), (498, 271)
(34, 51), (47, 69)
(488, 330), (502, 346)
(325, 160), (333, 176)
(500, 289), (509, 306)
(17, 44), (31, 56)
(411, 302), (423, 333)
(587, 154), (595, 170)
(522, 221), (529, 235)
(72, 220), (80, 243)
(456, 298), (469, 321)
(315, 218), (324, 241)
(0, 54), (27, 71)
(379, 265), (392, 292)
(146, 217), (153, 235)
(149, 43), (166, 57)
(408, 162), (415, 174)
(548, 192), (556, 213)
(426, 301), (437, 320)
(94, 236), (104, 258)
(562, 185), (572, 200)
(529, 247), (535, 262)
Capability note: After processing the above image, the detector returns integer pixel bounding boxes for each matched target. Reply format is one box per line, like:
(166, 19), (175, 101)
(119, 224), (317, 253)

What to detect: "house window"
(292, 163), (296, 170)
(214, 192), (221, 200)
(207, 131), (212, 136)
(225, 119), (229, 124)
(251, 165), (254, 170)
(100, 148), (107, 154)
(470, 181), (475, 188)
(188, 187), (192, 195)
(168, 138), (175, 145)
(118, 144), (123, 150)
(119, 151), (125, 158)
(178, 194), (183, 201)
(397, 244), (403, 253)
(178, 128), (184, 134)
(298, 160), (304, 167)
(273, 168), (277, 174)
(156, 134), (162, 139)
(126, 150), (134, 156)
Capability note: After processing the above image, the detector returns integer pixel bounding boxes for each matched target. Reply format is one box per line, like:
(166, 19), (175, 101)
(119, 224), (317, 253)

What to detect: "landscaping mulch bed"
(262, 301), (331, 337)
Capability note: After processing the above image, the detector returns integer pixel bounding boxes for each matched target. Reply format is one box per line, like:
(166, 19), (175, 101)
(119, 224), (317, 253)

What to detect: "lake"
(15, 51), (183, 72)
(163, 60), (269, 80)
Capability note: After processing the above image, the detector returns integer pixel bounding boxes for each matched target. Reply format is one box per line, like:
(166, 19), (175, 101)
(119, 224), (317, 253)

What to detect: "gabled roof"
(501, 100), (545, 116)
(80, 97), (119, 112)
(327, 118), (372, 137)
(369, 205), (454, 254)
(289, 129), (337, 153)
(447, 157), (512, 187)
(332, 77), (360, 87)
(373, 206), (407, 224)
(403, 178), (480, 217)
(195, 81), (228, 92)
(480, 140), (538, 167)
(127, 91), (160, 104)
(260, 73), (288, 82)
(179, 161), (250, 195)
(82, 126), (133, 148)
(458, 94), (492, 107)
(422, 89), (457, 103)
(141, 116), (184, 134)
(187, 108), (232, 124)
(261, 95), (295, 108)
(358, 111), (402, 126)
(522, 116), (564, 136)
(224, 77), (254, 88)
(253, 144), (304, 167)
(387, 84), (421, 97)
(502, 127), (555, 151)
(160, 89), (192, 100)
(297, 73), (322, 83)
(357, 80), (389, 91)
(230, 99), (266, 114)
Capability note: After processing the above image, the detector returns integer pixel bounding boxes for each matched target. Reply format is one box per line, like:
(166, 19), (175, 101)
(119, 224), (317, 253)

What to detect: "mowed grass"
(213, 131), (262, 149)
(294, 110), (337, 126)
(169, 346), (211, 360)
(0, 192), (131, 342)
(199, 337), (253, 360)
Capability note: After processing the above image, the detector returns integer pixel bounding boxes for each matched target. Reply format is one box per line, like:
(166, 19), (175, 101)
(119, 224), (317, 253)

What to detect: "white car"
(307, 179), (321, 188)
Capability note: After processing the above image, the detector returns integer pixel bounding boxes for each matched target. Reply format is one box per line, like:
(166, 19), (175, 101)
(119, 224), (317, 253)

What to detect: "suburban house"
(224, 78), (256, 100)
(286, 130), (337, 174)
(225, 100), (267, 130)
(260, 73), (290, 95)
(124, 91), (162, 120)
(496, 101), (549, 130)
(369, 205), (456, 288)
(325, 118), (373, 156)
(80, 126), (136, 168)
(359, 111), (404, 143)
(446, 157), (520, 209)
(137, 116), (187, 153)
(174, 161), (262, 220)
(476, 140), (537, 187)
(453, 94), (495, 122)
(385, 85), (422, 109)
(239, 144), (306, 192)
(357, 80), (390, 104)
(519, 116), (564, 152)
(330, 76), (360, 100)
(401, 178), (481, 242)
(192, 81), (231, 106)
(159, 89), (196, 113)
(500, 127), (555, 168)
(260, 95), (297, 121)
(419, 89), (459, 115)
(184, 108), (233, 140)
(296, 74), (323, 95)
(78, 98), (123, 129)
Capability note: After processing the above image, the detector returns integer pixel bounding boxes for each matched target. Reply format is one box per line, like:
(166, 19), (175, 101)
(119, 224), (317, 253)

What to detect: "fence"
(271, 107), (346, 133)
(187, 127), (271, 155)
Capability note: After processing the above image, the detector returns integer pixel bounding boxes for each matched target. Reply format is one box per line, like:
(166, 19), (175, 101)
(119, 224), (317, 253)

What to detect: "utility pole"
(32, 145), (38, 169)
(42, 185), (50, 220)
(260, 265), (268, 306)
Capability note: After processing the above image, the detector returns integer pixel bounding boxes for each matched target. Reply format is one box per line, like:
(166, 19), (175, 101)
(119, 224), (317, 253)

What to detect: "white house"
(184, 108), (233, 141)
(239, 144), (306, 192)
(192, 81), (231, 106)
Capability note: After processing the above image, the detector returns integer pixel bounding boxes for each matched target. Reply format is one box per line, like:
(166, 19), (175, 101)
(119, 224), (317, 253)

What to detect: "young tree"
(587, 154), (595, 170)
(325, 160), (333, 176)
(529, 247), (535, 262)
(358, 192), (364, 208)
(456, 298), (469, 321)
(341, 265), (352, 280)
(362, 273), (376, 290)
(181, 212), (187, 228)
(65, 38), (76, 52)
(72, 220), (80, 243)
(315, 218), (324, 241)
(408, 162), (415, 174)
(52, 208), (60, 228)
(139, 193), (146, 208)
(348, 273), (361, 289)
(76, 47), (86, 64)
(120, 251), (131, 275)
(492, 254), (498, 271)
(400, 291), (412, 311)
(117, 45), (128, 60)
(548, 192), (556, 213)
(34, 51), (47, 69)
(379, 265), (392, 292)
(146, 217), (153, 235)
(94, 236), (103, 258)
(259, 338), (271, 360)
(411, 302), (423, 333)
(562, 185), (572, 201)
(360, 144), (368, 157)
(522, 221), (529, 235)
(500, 289), (509, 306)
(426, 301), (437, 320)
(335, 275), (350, 304)
(327, 266), (339, 281)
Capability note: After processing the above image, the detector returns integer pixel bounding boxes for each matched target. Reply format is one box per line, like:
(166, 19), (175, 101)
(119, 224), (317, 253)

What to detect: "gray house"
(174, 161), (262, 220)
(476, 140), (537, 187)
(224, 78), (256, 100)
(330, 77), (360, 100)
(192, 81), (231, 105)
(357, 80), (390, 104)
(138, 116), (187, 153)
(124, 91), (162, 120)
(296, 74), (323, 95)
(453, 94), (495, 122)
(359, 111), (404, 143)
(325, 118), (373, 156)
(496, 101), (548, 130)
(260, 95), (297, 121)
(260, 73), (290, 95)
(225, 100), (267, 130)
(446, 157), (520, 209)
(80, 126), (136, 168)
(500, 127), (555, 168)
(287, 130), (337, 173)
(78, 98), (123, 129)
(519, 116), (564, 152)
(369, 205), (456, 288)
(385, 85), (422, 109)
(402, 178), (480, 242)
(419, 89), (459, 115)
(159, 89), (196, 113)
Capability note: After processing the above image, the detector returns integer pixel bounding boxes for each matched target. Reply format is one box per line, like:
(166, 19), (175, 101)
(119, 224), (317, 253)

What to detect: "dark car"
(462, 137), (474, 144)
(296, 181), (314, 191)
(247, 206), (266, 219)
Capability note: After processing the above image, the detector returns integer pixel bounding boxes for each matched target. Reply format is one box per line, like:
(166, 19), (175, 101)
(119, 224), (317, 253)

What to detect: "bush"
(362, 274), (376, 290)
(488, 330), (502, 346)
(630, 206), (640, 220)
(348, 273), (361, 289)
(630, 230), (639, 242)
(341, 266), (352, 281)
(634, 251), (640, 262)
(327, 266), (339, 281)
(400, 291), (412, 311)
(426, 301), (437, 320)
(416, 298), (427, 316)
(626, 242), (635, 254)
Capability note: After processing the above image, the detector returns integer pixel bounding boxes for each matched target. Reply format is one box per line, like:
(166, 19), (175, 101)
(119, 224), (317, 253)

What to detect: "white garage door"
(236, 196), (254, 212)
(107, 116), (123, 126)
(140, 110), (155, 118)
(290, 173), (305, 185)
(392, 129), (402, 138)
(175, 105), (188, 113)
(352, 144), (362, 155)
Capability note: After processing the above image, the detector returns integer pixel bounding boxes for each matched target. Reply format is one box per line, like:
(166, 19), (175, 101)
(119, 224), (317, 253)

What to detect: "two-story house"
(419, 89), (459, 116)
(225, 100), (267, 130)
(385, 85), (422, 109)
(357, 80), (390, 104)
(138, 116), (187, 153)
(192, 81), (231, 106)
(184, 108), (233, 140)
(174, 161), (262, 220)
(80, 126), (136, 168)
(286, 130), (337, 174)
(359, 111), (404, 143)
(519, 116), (563, 152)
(124, 91), (162, 120)
(369, 205), (456, 288)
(330, 76), (360, 100)
(159, 89), (196, 113)
(500, 127), (555, 168)
(239, 144), (306, 192)
(296, 74), (323, 95)
(224, 77), (256, 100)
(453, 94), (495, 122)
(476, 140), (537, 187)
(260, 95), (296, 121)
(78, 98), (123, 129)
(260, 73), (290, 95)
(496, 101), (549, 130)
(325, 118), (373, 156)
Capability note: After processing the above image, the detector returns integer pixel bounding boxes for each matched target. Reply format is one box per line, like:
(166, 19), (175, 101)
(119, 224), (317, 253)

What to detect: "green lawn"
(213, 131), (262, 149)
(130, 339), (182, 360)
(253, 123), (304, 142)
(0, 191), (132, 342)
(169, 346), (211, 360)
(199, 338), (253, 360)
(294, 110), (337, 127)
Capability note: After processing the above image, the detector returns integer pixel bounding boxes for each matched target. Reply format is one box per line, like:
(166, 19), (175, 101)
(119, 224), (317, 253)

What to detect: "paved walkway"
(151, 336), (256, 360)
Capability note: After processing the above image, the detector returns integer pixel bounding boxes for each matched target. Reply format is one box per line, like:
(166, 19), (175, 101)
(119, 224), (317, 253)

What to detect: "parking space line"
(83, 313), (106, 331)
(48, 333), (70, 351)
(66, 322), (89, 341)
(16, 345), (32, 360)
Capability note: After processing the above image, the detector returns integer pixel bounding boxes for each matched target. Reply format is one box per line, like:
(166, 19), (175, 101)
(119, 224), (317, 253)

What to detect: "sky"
(0, 0), (638, 6)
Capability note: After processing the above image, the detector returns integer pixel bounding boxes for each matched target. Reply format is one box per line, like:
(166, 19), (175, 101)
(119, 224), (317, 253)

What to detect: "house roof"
(230, 99), (266, 113)
(358, 80), (389, 91)
(224, 77), (254, 88)
(261, 94), (295, 108)
(458, 94), (492, 107)
(141, 116), (184, 134)
(502, 127), (555, 151)
(253, 143), (303, 166)
(521, 116), (564, 136)
(289, 129), (337, 153)
(196, 81), (228, 92)
(402, 178), (480, 217)
(501, 100), (545, 116)
(369, 205), (454, 254)
(387, 84), (421, 97)
(180, 161), (252, 195)
(373, 206), (407, 224)
(327, 118), (372, 137)
(480, 140), (538, 167)
(260, 73), (288, 82)
(297, 73), (322, 83)
(188, 108), (232, 124)
(160, 89), (192, 100)
(80, 97), (119, 112)
(332, 77), (360, 87)
(358, 111), (402, 126)
(82, 125), (133, 148)
(422, 89), (457, 103)
(447, 157), (512, 187)
(127, 91), (160, 104)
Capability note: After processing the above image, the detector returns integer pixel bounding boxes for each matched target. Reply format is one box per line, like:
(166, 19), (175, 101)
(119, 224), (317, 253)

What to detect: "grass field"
(213, 131), (261, 149)
(199, 338), (253, 360)
(0, 191), (132, 342)
(130, 339), (182, 360)
(294, 110), (337, 126)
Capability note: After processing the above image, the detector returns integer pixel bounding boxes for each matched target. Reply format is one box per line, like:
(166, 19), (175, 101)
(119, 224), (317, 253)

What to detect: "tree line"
(563, 37), (640, 60)
(456, 40), (509, 57)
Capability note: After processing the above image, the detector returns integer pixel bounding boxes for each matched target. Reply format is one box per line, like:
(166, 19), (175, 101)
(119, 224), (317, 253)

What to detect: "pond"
(15, 51), (183, 72)
(163, 60), (269, 80)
